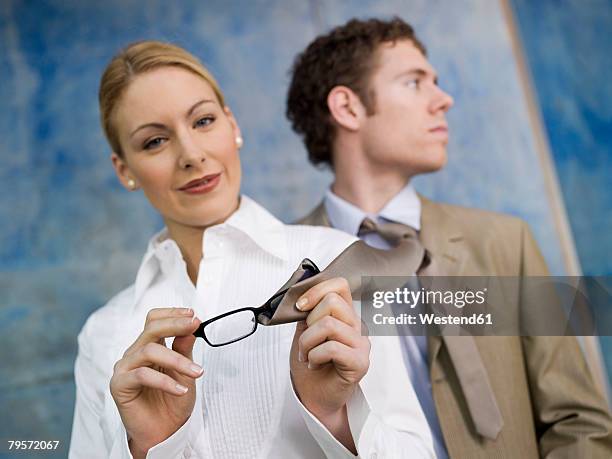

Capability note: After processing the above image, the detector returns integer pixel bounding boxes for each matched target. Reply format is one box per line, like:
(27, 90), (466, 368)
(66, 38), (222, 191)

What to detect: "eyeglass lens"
(204, 309), (257, 346)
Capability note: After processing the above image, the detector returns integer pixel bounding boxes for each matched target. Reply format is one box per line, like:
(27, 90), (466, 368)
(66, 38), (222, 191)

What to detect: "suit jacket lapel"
(419, 194), (467, 277)
(296, 201), (331, 227)
(420, 194), (467, 367)
(420, 196), (505, 439)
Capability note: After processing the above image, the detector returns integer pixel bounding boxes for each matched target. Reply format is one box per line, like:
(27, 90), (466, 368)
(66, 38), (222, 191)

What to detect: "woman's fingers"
(172, 333), (197, 359)
(306, 340), (369, 380)
(123, 307), (194, 356)
(116, 342), (203, 378)
(144, 307), (194, 325)
(298, 315), (359, 360)
(305, 291), (358, 329)
(296, 277), (352, 314)
(124, 314), (201, 357)
(140, 316), (201, 343)
(112, 366), (191, 399)
(113, 308), (203, 400)
(292, 282), (369, 374)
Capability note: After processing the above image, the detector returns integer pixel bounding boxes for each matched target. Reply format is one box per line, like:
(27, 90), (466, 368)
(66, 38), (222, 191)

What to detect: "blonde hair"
(99, 40), (226, 157)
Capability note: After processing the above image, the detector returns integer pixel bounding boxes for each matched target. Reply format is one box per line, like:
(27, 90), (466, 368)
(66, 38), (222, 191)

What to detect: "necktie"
(359, 217), (418, 245)
(358, 217), (425, 273)
(358, 217), (504, 440)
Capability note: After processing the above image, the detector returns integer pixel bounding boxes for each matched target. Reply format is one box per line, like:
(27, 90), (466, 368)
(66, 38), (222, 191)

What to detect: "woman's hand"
(110, 307), (203, 458)
(290, 277), (370, 453)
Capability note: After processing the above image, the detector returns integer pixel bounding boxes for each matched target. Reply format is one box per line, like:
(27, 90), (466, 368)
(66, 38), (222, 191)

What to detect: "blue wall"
(510, 0), (612, 385)
(0, 0), (607, 455)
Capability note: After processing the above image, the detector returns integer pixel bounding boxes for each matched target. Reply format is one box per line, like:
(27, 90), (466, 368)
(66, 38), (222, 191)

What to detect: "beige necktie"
(359, 217), (504, 440)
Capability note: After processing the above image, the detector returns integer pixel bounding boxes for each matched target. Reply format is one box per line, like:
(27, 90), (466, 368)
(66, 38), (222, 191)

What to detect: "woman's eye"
(143, 137), (166, 150)
(194, 116), (215, 128)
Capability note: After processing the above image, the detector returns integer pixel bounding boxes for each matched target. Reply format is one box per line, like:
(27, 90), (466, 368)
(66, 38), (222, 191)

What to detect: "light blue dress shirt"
(324, 184), (449, 459)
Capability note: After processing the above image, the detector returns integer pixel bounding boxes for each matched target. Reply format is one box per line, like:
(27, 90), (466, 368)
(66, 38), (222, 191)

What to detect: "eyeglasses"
(192, 259), (320, 346)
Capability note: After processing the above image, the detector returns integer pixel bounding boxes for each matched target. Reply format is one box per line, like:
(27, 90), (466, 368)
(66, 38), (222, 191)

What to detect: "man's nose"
(430, 86), (454, 113)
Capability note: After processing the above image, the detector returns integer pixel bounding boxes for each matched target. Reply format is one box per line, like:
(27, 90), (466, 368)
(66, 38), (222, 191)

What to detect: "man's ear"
(327, 86), (366, 132)
(111, 152), (138, 191)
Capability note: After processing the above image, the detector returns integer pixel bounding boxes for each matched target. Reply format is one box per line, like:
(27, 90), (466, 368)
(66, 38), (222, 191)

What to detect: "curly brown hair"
(286, 17), (426, 168)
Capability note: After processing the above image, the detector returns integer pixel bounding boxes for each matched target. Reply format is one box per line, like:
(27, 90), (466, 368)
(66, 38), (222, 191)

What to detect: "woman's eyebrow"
(129, 99), (216, 139)
(130, 122), (166, 139)
(186, 99), (216, 118)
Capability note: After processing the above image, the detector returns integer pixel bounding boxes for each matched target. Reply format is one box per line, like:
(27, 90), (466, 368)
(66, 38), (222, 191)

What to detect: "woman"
(68, 41), (433, 459)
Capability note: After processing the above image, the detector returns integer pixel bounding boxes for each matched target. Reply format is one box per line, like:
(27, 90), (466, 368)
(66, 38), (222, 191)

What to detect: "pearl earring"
(235, 136), (243, 148)
(127, 179), (136, 189)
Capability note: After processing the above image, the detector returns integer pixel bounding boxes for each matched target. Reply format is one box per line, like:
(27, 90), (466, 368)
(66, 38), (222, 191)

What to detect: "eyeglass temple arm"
(193, 322), (206, 338)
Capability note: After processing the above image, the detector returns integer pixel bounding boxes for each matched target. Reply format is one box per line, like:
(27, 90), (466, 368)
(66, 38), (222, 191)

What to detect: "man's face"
(358, 40), (454, 177)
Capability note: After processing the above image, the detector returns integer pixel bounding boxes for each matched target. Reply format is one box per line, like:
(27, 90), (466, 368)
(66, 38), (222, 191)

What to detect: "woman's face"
(111, 66), (242, 232)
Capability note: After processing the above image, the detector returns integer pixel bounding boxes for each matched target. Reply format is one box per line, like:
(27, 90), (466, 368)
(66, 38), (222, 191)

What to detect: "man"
(286, 17), (612, 458)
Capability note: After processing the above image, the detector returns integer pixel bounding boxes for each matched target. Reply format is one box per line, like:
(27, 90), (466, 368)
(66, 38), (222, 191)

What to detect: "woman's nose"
(177, 131), (206, 169)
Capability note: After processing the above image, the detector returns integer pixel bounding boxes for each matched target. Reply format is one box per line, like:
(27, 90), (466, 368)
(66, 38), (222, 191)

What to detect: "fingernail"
(190, 364), (203, 375)
(176, 384), (188, 394)
(298, 350), (304, 362)
(296, 297), (308, 311)
(307, 362), (313, 370)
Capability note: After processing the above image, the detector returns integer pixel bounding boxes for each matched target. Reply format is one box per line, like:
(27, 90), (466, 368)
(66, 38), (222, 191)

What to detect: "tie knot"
(358, 217), (418, 247)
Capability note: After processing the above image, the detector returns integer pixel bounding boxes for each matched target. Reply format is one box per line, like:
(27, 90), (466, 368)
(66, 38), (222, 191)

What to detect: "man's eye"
(194, 116), (215, 128)
(406, 79), (420, 89)
(143, 137), (166, 150)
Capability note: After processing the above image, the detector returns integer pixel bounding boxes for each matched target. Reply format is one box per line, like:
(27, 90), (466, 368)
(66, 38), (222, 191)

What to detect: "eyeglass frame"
(192, 258), (320, 347)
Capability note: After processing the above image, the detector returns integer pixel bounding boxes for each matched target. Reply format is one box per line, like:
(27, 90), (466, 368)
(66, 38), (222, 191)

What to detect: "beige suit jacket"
(298, 195), (612, 458)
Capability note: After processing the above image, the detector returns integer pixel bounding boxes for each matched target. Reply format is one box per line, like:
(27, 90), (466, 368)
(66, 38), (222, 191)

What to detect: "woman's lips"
(179, 173), (221, 195)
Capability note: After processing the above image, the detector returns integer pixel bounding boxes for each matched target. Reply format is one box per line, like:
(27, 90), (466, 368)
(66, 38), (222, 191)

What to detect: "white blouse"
(69, 196), (434, 459)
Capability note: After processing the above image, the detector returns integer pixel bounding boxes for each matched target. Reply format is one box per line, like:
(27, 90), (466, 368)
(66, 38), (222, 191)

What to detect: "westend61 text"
(372, 287), (487, 309)
(372, 313), (493, 326)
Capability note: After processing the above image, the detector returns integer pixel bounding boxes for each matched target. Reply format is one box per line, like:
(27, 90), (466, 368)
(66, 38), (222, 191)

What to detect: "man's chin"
(410, 156), (447, 175)
(423, 150), (448, 172)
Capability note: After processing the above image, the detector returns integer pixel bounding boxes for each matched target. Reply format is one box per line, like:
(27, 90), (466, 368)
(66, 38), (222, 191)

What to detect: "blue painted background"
(0, 0), (608, 455)
(509, 0), (612, 386)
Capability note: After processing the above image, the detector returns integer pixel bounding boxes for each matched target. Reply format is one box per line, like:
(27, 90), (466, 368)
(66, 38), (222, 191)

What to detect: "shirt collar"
(324, 189), (369, 237)
(133, 195), (288, 305)
(378, 183), (421, 230)
(324, 182), (421, 237)
(220, 195), (288, 261)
